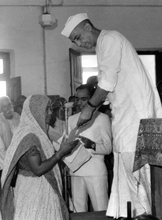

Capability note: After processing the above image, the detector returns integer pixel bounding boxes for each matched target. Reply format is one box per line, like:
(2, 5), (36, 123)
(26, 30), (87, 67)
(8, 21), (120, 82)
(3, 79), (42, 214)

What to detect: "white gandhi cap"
(61, 13), (89, 38)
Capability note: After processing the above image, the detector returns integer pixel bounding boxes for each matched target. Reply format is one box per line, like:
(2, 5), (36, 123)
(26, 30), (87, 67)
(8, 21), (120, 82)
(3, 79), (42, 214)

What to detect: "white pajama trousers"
(70, 175), (108, 212)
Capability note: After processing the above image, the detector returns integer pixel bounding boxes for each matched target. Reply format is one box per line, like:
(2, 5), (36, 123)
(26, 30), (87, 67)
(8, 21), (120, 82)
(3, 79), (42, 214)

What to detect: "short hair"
(80, 19), (95, 29)
(76, 84), (96, 98)
(15, 95), (27, 105)
(68, 95), (77, 102)
(52, 97), (67, 109)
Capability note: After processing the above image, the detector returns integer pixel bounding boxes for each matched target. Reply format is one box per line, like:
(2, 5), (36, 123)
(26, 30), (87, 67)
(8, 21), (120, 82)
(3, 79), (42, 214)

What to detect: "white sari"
(0, 95), (69, 220)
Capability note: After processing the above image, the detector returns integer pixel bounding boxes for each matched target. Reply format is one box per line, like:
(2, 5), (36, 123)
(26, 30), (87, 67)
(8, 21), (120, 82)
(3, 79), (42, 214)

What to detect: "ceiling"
(0, 0), (162, 6)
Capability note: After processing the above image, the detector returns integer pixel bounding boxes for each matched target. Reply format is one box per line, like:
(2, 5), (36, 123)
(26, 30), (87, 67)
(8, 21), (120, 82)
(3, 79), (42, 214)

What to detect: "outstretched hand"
(77, 104), (95, 128)
(59, 139), (80, 158)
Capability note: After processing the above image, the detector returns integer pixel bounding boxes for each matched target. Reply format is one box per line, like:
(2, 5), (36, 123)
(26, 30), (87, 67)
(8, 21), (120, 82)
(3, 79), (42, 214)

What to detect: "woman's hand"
(28, 139), (80, 177)
(58, 139), (80, 158)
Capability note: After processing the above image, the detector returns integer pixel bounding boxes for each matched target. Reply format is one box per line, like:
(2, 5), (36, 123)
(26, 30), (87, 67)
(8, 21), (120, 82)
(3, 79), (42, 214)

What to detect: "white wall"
(0, 3), (162, 100)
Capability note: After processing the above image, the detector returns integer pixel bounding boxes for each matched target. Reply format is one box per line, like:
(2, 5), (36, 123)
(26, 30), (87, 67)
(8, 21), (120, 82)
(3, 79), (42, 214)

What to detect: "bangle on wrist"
(87, 100), (98, 108)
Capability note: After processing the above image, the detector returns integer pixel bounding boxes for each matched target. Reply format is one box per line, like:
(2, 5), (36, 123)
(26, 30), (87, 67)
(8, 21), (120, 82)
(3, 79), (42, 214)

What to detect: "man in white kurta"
(0, 96), (20, 170)
(61, 13), (162, 218)
(96, 30), (162, 218)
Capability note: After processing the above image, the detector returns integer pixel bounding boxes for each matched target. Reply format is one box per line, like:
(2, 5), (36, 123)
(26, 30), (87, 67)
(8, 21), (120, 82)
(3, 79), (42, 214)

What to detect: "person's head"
(0, 96), (14, 119)
(14, 95), (27, 115)
(76, 84), (96, 111)
(87, 75), (98, 88)
(52, 97), (67, 121)
(61, 13), (101, 49)
(68, 95), (77, 103)
(68, 95), (78, 115)
(22, 95), (52, 133)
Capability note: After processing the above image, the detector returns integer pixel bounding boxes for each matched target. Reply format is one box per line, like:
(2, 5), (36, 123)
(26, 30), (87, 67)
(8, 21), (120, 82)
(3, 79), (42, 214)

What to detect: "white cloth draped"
(96, 30), (162, 218)
(1, 95), (67, 220)
(0, 112), (20, 170)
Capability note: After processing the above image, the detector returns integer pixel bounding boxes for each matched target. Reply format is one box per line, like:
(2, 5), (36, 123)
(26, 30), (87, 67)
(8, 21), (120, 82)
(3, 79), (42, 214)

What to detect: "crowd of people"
(0, 11), (161, 220)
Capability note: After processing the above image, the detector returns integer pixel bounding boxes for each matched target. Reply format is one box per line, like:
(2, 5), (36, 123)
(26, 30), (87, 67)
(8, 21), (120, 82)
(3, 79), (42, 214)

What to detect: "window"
(69, 49), (162, 95)
(81, 55), (98, 84)
(0, 52), (10, 97)
(0, 81), (6, 97)
(0, 59), (4, 74)
(81, 53), (156, 85)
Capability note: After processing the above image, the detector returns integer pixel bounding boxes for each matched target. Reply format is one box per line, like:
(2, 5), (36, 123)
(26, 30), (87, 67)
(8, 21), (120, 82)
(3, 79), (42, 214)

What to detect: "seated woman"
(0, 94), (79, 220)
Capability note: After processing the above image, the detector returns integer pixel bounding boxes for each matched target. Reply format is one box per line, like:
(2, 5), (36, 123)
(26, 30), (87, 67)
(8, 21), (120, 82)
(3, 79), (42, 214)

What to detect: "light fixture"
(39, 0), (56, 27)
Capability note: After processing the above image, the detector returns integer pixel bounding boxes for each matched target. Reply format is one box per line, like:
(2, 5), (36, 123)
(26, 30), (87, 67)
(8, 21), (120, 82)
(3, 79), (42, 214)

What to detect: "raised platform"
(70, 211), (112, 220)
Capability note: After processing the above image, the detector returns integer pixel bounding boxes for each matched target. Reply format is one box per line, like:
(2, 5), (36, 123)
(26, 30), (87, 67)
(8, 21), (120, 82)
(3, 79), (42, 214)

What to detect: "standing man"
(0, 96), (20, 173)
(61, 13), (162, 218)
(67, 84), (112, 212)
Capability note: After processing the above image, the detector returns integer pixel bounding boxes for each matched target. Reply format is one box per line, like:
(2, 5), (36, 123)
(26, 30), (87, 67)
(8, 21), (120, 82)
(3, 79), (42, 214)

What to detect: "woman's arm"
(28, 139), (79, 176)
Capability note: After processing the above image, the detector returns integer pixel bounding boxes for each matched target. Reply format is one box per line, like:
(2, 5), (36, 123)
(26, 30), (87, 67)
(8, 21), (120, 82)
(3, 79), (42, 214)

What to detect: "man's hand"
(77, 104), (95, 128)
(79, 136), (96, 150)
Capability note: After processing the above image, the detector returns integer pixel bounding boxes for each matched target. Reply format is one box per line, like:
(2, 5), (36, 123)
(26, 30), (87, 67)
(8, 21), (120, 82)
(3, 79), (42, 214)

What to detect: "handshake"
(78, 136), (96, 151)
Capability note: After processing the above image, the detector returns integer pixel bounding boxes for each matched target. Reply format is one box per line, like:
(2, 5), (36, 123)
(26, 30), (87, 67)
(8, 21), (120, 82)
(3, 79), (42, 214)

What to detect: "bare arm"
(77, 86), (109, 128)
(28, 139), (79, 176)
(88, 86), (109, 107)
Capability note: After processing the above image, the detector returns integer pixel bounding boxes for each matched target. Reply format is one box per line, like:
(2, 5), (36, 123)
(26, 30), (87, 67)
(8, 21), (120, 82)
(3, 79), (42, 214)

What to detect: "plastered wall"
(0, 4), (162, 99)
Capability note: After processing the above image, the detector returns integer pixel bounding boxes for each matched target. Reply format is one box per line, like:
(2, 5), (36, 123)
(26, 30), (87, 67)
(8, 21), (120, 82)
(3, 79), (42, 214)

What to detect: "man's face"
(69, 24), (95, 49)
(1, 98), (14, 119)
(76, 88), (91, 111)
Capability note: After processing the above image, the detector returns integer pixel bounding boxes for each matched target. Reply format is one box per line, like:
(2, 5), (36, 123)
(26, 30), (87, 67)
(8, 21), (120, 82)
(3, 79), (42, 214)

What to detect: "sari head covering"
(1, 95), (69, 220)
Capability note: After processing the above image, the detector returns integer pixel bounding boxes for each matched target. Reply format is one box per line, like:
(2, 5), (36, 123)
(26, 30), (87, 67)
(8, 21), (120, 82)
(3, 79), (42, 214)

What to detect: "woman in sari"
(0, 94), (79, 220)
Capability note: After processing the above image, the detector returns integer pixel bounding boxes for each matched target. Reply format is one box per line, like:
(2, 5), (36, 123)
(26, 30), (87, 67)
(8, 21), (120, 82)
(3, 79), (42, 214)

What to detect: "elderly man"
(61, 13), (162, 218)
(0, 96), (20, 172)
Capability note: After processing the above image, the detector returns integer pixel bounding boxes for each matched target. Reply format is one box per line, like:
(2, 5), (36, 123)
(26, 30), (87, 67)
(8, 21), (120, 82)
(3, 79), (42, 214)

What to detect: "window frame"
(0, 52), (10, 80)
(69, 48), (162, 95)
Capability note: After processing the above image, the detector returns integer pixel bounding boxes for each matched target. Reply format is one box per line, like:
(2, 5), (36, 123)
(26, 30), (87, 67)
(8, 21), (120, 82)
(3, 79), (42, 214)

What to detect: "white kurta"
(0, 112), (20, 170)
(1, 95), (66, 220)
(96, 30), (162, 218)
(68, 111), (112, 176)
